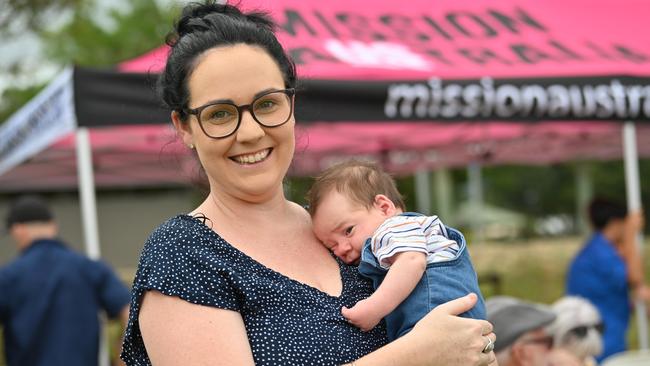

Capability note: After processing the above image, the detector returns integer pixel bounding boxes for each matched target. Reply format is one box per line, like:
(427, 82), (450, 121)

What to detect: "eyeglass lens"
(199, 91), (292, 138)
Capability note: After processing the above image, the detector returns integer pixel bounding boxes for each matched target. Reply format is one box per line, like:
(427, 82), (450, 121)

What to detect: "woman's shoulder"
(140, 214), (236, 264)
(133, 214), (245, 300)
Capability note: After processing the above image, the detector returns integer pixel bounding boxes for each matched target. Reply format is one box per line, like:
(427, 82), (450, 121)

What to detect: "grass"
(472, 236), (650, 350)
(472, 235), (583, 302)
(1, 236), (648, 364)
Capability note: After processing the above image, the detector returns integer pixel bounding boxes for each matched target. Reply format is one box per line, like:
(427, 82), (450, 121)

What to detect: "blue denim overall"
(358, 213), (486, 341)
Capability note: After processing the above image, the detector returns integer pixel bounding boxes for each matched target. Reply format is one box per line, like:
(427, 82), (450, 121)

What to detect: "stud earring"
(188, 143), (195, 149)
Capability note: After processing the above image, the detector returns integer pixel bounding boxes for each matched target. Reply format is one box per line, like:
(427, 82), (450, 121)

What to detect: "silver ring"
(482, 336), (494, 354)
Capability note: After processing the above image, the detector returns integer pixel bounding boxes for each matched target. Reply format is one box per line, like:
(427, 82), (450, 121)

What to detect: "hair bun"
(171, 2), (240, 41)
(168, 2), (275, 46)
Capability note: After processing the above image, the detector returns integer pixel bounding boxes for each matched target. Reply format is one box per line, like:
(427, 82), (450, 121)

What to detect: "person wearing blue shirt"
(566, 198), (648, 363)
(0, 195), (131, 366)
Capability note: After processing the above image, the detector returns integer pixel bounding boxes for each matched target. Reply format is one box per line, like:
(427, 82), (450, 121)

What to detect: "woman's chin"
(236, 179), (285, 201)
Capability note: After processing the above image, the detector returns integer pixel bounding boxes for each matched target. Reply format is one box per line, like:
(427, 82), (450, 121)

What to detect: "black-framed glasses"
(185, 88), (295, 139)
(568, 323), (605, 338)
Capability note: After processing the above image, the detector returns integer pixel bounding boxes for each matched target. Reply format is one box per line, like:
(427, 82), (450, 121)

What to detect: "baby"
(308, 160), (486, 340)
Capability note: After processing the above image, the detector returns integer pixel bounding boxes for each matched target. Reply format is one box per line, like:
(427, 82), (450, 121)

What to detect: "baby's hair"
(307, 160), (405, 216)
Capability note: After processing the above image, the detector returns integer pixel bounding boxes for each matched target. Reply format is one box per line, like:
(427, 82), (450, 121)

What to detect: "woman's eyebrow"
(198, 88), (281, 106)
(253, 87), (279, 99)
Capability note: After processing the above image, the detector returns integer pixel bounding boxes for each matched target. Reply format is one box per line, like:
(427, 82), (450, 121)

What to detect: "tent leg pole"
(75, 128), (109, 366)
(415, 169), (431, 214)
(575, 163), (593, 236)
(75, 128), (101, 259)
(468, 163), (484, 245)
(623, 121), (649, 351)
(434, 168), (453, 222)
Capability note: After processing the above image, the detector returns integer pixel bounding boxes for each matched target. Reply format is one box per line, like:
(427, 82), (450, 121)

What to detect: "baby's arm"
(342, 251), (427, 331)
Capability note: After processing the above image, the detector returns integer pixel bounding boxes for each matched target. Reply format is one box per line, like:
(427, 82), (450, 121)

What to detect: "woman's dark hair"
(159, 1), (296, 121)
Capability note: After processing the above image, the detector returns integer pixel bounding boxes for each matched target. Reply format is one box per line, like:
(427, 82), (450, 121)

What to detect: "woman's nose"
(236, 110), (265, 143)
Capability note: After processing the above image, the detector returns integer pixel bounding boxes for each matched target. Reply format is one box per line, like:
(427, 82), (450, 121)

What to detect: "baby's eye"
(344, 226), (354, 236)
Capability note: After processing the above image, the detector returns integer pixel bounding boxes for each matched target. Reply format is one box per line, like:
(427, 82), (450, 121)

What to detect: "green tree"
(0, 0), (82, 34)
(0, 83), (46, 122)
(1, 0), (180, 124)
(41, 0), (179, 67)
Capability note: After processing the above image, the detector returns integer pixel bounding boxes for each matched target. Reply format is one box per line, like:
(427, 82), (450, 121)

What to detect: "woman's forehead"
(188, 44), (285, 105)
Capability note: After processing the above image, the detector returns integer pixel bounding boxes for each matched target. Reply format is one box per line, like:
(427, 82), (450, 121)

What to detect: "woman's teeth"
(233, 149), (270, 164)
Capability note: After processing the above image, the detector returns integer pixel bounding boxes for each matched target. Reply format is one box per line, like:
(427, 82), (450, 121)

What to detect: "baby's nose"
(339, 241), (352, 251)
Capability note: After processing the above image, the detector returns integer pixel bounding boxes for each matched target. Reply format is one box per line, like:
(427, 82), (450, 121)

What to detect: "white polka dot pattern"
(121, 215), (387, 365)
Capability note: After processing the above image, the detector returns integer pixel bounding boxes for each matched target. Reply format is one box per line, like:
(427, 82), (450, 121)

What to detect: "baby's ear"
(373, 194), (397, 216)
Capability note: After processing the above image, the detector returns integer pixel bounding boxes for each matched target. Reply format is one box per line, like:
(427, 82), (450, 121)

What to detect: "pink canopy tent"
(3, 0), (650, 191)
(3, 120), (650, 191)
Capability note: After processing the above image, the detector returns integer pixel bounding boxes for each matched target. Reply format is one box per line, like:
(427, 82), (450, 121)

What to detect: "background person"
(120, 2), (496, 365)
(0, 195), (131, 366)
(487, 296), (557, 366)
(566, 197), (648, 362)
(545, 348), (583, 366)
(546, 296), (603, 366)
(308, 160), (485, 339)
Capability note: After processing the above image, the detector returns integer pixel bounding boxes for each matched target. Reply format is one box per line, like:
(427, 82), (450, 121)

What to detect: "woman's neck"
(200, 186), (293, 226)
(196, 185), (314, 254)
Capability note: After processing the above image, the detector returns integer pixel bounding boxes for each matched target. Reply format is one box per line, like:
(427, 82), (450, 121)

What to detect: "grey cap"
(486, 296), (556, 352)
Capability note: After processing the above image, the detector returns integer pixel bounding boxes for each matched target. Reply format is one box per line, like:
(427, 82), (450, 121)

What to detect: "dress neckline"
(178, 214), (348, 299)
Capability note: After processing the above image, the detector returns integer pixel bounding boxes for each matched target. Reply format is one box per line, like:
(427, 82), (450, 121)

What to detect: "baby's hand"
(341, 299), (384, 332)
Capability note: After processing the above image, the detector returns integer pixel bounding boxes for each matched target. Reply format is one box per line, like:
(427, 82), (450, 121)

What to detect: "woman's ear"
(171, 111), (194, 147)
(373, 194), (397, 217)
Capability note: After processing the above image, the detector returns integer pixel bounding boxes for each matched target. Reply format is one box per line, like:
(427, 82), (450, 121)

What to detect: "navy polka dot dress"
(121, 215), (387, 365)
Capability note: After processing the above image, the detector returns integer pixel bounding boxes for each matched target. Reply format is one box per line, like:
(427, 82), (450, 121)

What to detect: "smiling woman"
(120, 2), (497, 366)
(172, 44), (297, 203)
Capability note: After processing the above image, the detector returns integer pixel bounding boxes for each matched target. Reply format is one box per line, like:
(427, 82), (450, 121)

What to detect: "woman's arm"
(139, 290), (255, 366)
(350, 293), (496, 366)
(138, 290), (495, 366)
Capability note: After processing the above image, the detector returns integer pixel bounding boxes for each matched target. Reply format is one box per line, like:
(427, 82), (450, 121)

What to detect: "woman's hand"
(355, 293), (496, 366)
(407, 293), (496, 365)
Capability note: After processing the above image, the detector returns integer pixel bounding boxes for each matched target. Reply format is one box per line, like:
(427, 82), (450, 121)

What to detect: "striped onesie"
(371, 214), (460, 269)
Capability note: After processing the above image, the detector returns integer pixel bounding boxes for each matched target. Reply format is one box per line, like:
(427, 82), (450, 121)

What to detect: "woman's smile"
(229, 148), (273, 165)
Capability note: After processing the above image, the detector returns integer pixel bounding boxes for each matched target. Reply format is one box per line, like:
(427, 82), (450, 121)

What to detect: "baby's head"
(307, 160), (405, 264)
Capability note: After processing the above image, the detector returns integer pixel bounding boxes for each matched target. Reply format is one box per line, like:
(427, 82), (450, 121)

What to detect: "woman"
(121, 2), (496, 365)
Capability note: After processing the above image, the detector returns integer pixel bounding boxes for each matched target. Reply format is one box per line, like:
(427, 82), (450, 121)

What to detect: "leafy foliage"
(480, 164), (576, 216)
(41, 0), (179, 67)
(0, 0), (180, 123)
(0, 0), (82, 34)
(0, 83), (47, 123)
